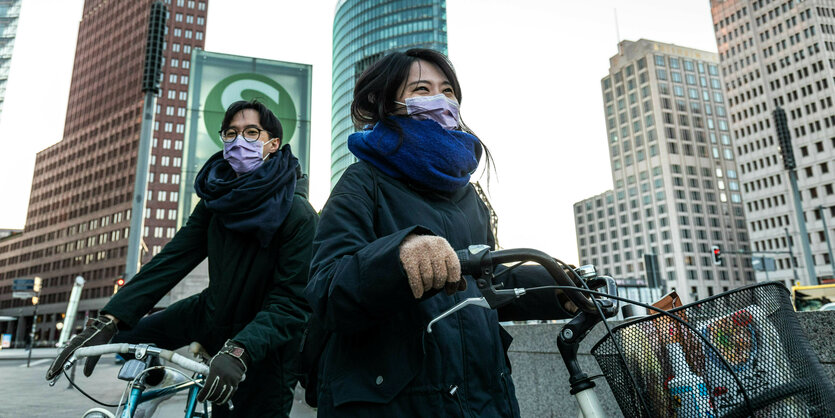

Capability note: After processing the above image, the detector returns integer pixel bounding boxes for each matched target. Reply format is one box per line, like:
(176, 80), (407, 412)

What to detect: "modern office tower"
(710, 0), (835, 284)
(331, 0), (448, 187)
(0, 0), (207, 345)
(0, 0), (21, 122)
(574, 39), (756, 303)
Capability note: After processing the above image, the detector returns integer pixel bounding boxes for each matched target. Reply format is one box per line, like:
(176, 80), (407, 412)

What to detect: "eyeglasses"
(219, 127), (265, 143)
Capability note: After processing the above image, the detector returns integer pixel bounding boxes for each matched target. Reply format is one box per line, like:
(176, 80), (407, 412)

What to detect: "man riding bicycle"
(46, 100), (318, 417)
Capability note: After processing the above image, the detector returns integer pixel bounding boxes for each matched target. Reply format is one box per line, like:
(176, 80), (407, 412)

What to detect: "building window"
(655, 55), (665, 67)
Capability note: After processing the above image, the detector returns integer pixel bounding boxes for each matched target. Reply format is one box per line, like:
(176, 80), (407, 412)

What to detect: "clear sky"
(0, 0), (718, 264)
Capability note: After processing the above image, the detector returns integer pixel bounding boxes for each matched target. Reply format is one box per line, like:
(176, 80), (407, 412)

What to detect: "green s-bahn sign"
(179, 50), (311, 227)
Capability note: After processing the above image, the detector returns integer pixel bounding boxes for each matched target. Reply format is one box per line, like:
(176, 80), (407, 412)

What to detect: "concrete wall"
(505, 311), (835, 418)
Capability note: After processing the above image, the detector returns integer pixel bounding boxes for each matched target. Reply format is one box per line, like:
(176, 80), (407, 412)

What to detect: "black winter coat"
(103, 175), (318, 417)
(306, 162), (571, 417)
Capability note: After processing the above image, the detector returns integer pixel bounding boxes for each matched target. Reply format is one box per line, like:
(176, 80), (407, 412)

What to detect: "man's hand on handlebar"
(45, 315), (119, 380)
(400, 235), (467, 298)
(197, 340), (250, 405)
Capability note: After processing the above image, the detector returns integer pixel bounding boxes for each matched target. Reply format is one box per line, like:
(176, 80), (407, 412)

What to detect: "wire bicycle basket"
(591, 282), (834, 417)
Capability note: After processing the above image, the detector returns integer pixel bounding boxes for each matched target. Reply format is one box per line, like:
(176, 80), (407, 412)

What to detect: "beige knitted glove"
(399, 235), (467, 298)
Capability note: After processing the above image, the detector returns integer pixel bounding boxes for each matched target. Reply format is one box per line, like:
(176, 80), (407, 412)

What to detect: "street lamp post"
(820, 206), (835, 277)
(125, 1), (167, 281)
(774, 107), (817, 285)
(785, 227), (801, 285)
(26, 276), (42, 367)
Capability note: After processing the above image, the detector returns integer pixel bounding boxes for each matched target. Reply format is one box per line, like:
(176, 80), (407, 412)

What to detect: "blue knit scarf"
(348, 117), (482, 193)
(194, 146), (298, 247)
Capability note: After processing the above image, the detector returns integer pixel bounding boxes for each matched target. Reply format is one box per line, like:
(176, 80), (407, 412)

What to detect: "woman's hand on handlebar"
(399, 235), (467, 298)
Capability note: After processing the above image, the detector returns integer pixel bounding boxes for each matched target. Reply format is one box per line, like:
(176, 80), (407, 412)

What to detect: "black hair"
(221, 100), (283, 141)
(351, 48), (495, 179)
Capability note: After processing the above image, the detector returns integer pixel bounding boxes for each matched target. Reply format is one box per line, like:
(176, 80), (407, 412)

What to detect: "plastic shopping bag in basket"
(695, 304), (800, 416)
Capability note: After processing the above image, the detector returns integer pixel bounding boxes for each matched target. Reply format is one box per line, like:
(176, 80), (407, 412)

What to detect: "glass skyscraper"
(0, 0), (21, 122)
(331, 0), (448, 187)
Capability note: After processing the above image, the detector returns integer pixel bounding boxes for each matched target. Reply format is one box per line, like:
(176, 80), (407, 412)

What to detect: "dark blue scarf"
(194, 146), (298, 247)
(348, 117), (482, 193)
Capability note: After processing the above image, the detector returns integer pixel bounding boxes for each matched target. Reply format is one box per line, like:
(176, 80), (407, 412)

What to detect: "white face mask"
(395, 94), (461, 130)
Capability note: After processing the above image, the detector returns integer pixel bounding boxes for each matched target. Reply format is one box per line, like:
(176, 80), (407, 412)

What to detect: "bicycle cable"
(62, 362), (204, 411)
(552, 258), (652, 417)
(63, 368), (122, 408)
(491, 261), (525, 283)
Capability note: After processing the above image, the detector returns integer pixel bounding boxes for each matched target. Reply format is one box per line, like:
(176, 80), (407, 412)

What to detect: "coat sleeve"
(305, 167), (431, 334)
(101, 201), (210, 328)
(232, 196), (318, 363)
(496, 264), (575, 321)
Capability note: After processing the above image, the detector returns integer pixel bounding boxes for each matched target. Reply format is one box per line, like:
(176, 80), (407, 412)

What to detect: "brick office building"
(0, 0), (207, 346)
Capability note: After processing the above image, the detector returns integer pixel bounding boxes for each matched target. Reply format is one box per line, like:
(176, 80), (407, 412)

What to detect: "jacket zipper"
(448, 384), (467, 417)
(499, 371), (518, 418)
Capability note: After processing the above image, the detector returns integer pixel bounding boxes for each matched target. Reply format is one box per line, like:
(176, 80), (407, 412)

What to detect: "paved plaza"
(0, 348), (316, 417)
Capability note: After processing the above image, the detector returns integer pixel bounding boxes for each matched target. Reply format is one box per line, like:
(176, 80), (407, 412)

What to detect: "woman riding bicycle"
(306, 49), (577, 417)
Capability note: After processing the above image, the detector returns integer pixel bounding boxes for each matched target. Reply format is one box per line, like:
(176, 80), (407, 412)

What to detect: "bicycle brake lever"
(481, 286), (526, 309)
(427, 297), (490, 333)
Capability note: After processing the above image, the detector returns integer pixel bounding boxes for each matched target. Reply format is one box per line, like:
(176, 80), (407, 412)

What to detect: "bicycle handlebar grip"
(456, 245), (490, 278)
(75, 343), (132, 358)
(162, 351), (210, 375)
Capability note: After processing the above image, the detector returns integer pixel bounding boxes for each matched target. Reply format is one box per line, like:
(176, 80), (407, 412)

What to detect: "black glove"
(45, 316), (118, 380)
(197, 340), (250, 404)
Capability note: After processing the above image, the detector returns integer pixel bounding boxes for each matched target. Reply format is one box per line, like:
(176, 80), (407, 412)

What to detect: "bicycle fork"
(557, 311), (606, 418)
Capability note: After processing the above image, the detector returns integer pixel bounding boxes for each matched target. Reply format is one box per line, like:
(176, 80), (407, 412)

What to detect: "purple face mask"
(223, 137), (274, 174)
(396, 94), (460, 130)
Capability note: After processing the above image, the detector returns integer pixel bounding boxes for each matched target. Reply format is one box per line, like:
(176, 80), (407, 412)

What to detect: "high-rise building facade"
(710, 0), (835, 284)
(574, 40), (756, 303)
(0, 0), (21, 122)
(0, 0), (207, 346)
(330, 0), (448, 187)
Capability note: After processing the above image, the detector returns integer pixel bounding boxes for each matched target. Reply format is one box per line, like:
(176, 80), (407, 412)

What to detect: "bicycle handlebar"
(427, 246), (619, 333)
(456, 245), (614, 313)
(74, 344), (210, 376)
(458, 246), (597, 312)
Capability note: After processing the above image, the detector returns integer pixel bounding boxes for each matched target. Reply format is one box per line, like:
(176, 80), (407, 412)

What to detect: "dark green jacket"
(104, 176), (317, 359)
(102, 175), (317, 416)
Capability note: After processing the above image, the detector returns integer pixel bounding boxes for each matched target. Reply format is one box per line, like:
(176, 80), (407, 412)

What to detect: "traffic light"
(711, 245), (723, 266)
(113, 276), (126, 294)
